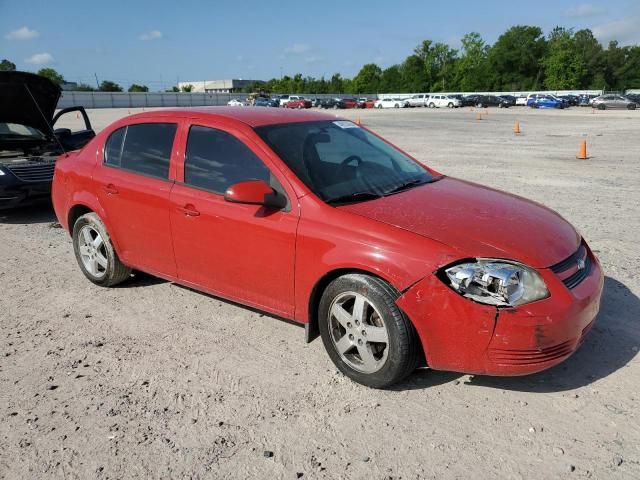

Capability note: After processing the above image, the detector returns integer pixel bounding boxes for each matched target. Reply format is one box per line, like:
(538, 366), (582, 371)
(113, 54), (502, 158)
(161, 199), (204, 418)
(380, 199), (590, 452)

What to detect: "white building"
(177, 79), (258, 93)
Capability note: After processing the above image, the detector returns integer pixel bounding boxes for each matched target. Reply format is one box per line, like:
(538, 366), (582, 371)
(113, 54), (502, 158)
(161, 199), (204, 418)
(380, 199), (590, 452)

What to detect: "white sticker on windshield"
(333, 120), (359, 129)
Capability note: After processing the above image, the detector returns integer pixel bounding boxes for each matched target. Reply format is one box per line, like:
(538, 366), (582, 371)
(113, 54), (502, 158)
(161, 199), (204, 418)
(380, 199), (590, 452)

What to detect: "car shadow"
(0, 203), (58, 225)
(394, 276), (639, 392)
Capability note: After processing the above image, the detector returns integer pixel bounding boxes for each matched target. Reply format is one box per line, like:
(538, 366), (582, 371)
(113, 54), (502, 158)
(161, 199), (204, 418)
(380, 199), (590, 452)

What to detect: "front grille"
(6, 157), (56, 182)
(550, 244), (591, 289)
(488, 340), (575, 365)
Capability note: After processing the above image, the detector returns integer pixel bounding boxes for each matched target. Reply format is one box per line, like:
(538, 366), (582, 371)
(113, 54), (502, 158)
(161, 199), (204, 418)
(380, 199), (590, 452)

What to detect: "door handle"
(103, 183), (119, 195)
(177, 204), (200, 217)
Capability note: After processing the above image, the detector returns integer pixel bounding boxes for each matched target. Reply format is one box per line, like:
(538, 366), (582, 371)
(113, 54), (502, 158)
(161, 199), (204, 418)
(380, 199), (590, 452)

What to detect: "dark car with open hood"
(0, 71), (95, 210)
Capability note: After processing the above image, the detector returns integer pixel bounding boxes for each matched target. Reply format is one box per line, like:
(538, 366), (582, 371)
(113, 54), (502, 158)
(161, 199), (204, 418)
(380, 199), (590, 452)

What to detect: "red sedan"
(52, 108), (603, 388)
(285, 98), (312, 109)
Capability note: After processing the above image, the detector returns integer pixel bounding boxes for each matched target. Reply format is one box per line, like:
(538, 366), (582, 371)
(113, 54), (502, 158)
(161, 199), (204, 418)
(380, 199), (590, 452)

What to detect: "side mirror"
(224, 180), (286, 209)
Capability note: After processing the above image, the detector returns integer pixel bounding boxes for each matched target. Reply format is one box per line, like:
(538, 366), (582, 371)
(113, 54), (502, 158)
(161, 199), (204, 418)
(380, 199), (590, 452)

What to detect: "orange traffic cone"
(355, 116), (361, 125)
(513, 121), (521, 134)
(576, 140), (588, 160)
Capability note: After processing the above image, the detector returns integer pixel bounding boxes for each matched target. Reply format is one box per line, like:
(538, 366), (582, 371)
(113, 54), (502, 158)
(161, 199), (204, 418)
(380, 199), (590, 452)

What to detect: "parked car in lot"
(285, 97), (312, 109)
(227, 99), (246, 107)
(558, 95), (579, 107)
(515, 96), (528, 106)
(527, 94), (565, 109)
(591, 94), (637, 110)
(254, 97), (279, 107)
(624, 93), (640, 104)
(357, 98), (375, 109)
(473, 95), (511, 108)
(406, 94), (429, 107)
(52, 107), (603, 388)
(499, 95), (517, 106)
(374, 98), (409, 109)
(320, 98), (351, 109)
(460, 94), (481, 107)
(0, 71), (95, 210)
(427, 94), (462, 108)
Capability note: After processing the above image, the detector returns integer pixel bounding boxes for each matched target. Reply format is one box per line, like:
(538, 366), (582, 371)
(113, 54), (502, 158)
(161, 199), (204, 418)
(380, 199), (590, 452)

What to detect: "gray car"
(591, 94), (637, 110)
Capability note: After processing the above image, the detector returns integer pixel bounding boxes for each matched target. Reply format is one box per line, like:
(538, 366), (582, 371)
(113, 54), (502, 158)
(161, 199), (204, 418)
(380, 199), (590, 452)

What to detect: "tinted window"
(104, 123), (177, 179)
(184, 126), (271, 194)
(104, 127), (125, 166)
(256, 121), (432, 203)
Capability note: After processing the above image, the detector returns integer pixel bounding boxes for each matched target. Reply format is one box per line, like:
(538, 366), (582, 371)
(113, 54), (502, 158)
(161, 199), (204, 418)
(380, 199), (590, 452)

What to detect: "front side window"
(256, 121), (435, 204)
(104, 123), (177, 179)
(184, 125), (271, 194)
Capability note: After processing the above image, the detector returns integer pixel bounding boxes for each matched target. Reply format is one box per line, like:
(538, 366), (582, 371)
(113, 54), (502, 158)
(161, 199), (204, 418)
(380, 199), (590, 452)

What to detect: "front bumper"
(396, 245), (604, 376)
(0, 177), (53, 210)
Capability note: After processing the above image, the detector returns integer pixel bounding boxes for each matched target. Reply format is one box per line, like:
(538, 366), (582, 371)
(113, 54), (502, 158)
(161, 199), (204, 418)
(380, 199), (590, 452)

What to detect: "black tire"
(448, 102), (454, 108)
(72, 212), (131, 287)
(377, 104), (383, 109)
(598, 104), (606, 110)
(394, 104), (399, 108)
(476, 103), (484, 108)
(628, 103), (636, 110)
(318, 274), (420, 388)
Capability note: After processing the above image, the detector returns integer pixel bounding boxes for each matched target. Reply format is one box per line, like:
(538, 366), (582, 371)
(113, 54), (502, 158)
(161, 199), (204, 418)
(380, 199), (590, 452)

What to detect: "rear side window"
(184, 125), (271, 194)
(104, 123), (177, 179)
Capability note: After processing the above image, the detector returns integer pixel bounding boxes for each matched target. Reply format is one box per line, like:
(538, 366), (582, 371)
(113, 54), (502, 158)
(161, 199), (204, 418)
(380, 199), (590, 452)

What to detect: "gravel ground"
(1, 106), (639, 479)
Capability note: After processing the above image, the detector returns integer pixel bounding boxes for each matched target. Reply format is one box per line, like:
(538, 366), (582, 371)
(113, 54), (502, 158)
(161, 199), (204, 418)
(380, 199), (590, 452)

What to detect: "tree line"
(2, 25), (639, 94)
(248, 26), (639, 94)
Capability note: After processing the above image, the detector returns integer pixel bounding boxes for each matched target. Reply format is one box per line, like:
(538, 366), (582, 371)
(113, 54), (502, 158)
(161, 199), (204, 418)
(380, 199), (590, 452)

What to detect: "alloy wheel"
(328, 291), (390, 374)
(78, 225), (108, 279)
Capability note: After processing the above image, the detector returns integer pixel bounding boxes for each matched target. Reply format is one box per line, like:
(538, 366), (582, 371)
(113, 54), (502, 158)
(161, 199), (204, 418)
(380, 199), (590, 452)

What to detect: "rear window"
(104, 123), (177, 179)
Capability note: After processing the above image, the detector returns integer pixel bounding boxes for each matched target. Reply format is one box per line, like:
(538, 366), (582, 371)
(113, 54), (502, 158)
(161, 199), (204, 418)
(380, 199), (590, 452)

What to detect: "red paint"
(52, 107), (604, 376)
(285, 99), (312, 109)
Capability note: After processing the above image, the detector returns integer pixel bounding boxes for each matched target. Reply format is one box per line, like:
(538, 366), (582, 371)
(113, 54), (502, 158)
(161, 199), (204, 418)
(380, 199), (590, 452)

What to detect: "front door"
(169, 123), (298, 317)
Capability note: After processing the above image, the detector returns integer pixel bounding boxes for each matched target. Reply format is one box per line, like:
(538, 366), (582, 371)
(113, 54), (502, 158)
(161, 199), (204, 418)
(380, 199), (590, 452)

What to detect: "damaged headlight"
(443, 259), (549, 307)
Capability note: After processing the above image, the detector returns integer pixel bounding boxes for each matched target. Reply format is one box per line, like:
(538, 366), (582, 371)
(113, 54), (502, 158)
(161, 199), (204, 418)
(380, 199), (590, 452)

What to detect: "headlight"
(0, 169), (5, 176)
(443, 259), (549, 307)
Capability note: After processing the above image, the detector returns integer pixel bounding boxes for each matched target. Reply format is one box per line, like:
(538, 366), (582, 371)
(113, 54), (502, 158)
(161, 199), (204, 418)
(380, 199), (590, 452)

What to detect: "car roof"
(127, 106), (337, 127)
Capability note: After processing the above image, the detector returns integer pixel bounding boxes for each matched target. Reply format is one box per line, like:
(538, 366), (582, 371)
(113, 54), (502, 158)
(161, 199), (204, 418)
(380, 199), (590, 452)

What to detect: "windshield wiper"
(383, 177), (433, 196)
(326, 191), (382, 205)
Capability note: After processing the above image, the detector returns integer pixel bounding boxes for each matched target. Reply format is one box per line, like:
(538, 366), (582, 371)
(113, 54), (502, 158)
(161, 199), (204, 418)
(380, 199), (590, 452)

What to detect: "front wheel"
(377, 104), (383, 109)
(598, 104), (606, 110)
(448, 102), (454, 108)
(318, 274), (420, 388)
(72, 212), (132, 287)
(628, 104), (636, 110)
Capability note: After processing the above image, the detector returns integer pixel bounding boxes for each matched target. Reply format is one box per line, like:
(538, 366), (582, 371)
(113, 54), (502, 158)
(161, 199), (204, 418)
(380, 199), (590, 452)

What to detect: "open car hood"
(0, 71), (61, 136)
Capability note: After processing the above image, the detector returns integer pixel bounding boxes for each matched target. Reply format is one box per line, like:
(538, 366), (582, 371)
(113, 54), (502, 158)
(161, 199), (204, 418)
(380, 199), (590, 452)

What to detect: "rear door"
(95, 121), (179, 277)
(169, 121), (299, 317)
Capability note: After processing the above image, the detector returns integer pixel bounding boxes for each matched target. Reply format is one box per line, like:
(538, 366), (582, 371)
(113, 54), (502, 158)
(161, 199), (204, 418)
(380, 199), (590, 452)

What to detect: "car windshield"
(0, 122), (46, 139)
(255, 120), (436, 204)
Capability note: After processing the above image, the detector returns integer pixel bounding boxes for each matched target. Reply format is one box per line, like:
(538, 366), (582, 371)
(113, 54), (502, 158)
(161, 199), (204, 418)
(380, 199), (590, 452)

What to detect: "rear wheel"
(72, 212), (131, 287)
(318, 274), (420, 388)
(598, 104), (606, 110)
(429, 103), (435, 108)
(628, 104), (636, 110)
(377, 104), (383, 109)
(448, 102), (454, 108)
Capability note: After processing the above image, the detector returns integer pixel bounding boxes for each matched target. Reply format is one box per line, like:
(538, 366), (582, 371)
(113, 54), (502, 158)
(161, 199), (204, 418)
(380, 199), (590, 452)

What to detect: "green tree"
(166, 86), (180, 92)
(75, 83), (95, 91)
(37, 67), (65, 85)
(329, 73), (345, 93)
(128, 83), (149, 92)
(0, 59), (16, 71)
(454, 32), (490, 91)
(573, 29), (605, 88)
(400, 55), (428, 92)
(180, 84), (194, 92)
(99, 80), (123, 92)
(353, 63), (382, 93)
(488, 26), (547, 90)
(379, 65), (402, 92)
(543, 28), (587, 89)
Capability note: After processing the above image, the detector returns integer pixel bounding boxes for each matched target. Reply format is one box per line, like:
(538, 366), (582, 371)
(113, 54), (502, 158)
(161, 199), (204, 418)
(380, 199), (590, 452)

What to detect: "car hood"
(0, 71), (61, 136)
(339, 177), (580, 268)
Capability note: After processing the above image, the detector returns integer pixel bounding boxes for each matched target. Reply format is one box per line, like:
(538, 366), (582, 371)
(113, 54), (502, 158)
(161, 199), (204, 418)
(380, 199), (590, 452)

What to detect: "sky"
(1, 0), (639, 90)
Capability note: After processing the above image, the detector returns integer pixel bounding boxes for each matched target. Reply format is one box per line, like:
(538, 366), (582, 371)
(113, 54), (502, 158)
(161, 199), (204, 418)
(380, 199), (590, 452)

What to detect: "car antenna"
(24, 83), (68, 157)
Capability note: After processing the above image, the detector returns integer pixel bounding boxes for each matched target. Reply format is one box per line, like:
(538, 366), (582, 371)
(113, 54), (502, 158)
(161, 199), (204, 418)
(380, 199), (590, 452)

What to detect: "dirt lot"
(1, 106), (639, 479)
